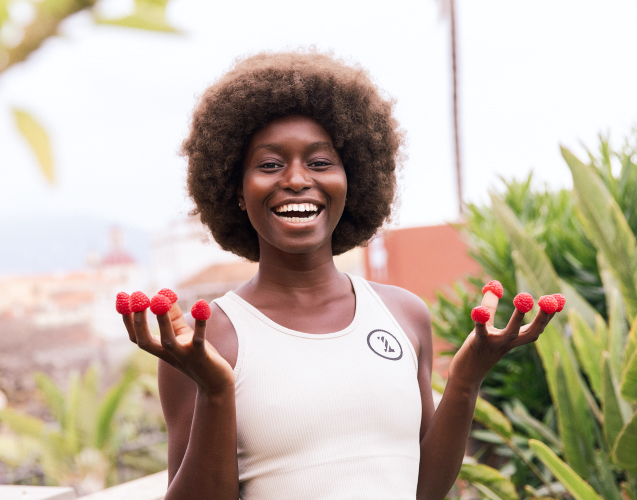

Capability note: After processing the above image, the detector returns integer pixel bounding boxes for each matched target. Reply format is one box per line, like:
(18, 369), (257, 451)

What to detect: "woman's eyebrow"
(250, 141), (336, 160)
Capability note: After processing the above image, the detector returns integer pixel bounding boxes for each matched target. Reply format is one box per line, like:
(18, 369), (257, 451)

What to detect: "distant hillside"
(0, 215), (150, 276)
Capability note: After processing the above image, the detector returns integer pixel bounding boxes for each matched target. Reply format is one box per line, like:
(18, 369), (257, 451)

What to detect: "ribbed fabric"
(213, 274), (422, 500)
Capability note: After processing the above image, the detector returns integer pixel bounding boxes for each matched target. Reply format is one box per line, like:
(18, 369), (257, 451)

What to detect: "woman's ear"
(236, 185), (246, 211)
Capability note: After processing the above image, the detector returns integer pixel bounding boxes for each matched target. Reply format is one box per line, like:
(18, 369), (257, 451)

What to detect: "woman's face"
(238, 115), (347, 258)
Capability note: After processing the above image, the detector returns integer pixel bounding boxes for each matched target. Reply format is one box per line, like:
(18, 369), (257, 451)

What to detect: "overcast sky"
(1, 0), (636, 233)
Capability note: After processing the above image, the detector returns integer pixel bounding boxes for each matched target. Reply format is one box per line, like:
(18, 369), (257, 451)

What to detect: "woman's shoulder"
(366, 280), (431, 322)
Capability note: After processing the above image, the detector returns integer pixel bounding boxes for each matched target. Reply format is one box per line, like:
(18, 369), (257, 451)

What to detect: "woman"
(122, 51), (557, 500)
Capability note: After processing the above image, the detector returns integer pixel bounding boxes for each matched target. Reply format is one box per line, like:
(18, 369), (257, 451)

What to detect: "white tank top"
(213, 274), (422, 500)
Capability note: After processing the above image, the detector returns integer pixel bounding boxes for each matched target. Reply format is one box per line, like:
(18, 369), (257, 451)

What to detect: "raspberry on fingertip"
(191, 299), (211, 321)
(116, 292), (132, 315)
(158, 288), (178, 304)
(482, 280), (504, 299)
(552, 293), (566, 312)
(150, 294), (172, 315)
(538, 295), (558, 314)
(471, 306), (491, 324)
(130, 291), (150, 312)
(513, 293), (534, 314)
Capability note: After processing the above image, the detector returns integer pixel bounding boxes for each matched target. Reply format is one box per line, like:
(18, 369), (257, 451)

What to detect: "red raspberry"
(158, 288), (178, 304)
(552, 293), (566, 312)
(513, 293), (534, 314)
(150, 294), (172, 315)
(191, 299), (211, 321)
(130, 291), (150, 312)
(116, 292), (132, 315)
(538, 295), (558, 314)
(471, 306), (491, 324)
(482, 280), (504, 299)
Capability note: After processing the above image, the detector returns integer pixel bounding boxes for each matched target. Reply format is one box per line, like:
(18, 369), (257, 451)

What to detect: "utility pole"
(449, 0), (463, 217)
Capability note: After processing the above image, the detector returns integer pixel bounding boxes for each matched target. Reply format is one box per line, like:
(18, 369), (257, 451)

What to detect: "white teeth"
(274, 203), (319, 213)
(276, 213), (319, 223)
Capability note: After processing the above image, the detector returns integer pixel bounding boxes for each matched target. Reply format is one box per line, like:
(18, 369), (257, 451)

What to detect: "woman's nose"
(281, 161), (312, 192)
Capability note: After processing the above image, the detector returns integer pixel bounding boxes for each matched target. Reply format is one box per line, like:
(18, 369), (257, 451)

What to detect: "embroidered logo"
(367, 329), (403, 360)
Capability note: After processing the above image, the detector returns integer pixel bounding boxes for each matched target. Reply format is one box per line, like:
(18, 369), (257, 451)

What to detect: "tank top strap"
(346, 274), (419, 372)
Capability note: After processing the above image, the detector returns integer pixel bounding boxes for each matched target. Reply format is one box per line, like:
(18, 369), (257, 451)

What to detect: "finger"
(157, 312), (182, 355)
(481, 291), (499, 328)
(122, 314), (136, 344)
(168, 304), (192, 337)
(193, 319), (207, 349)
(502, 308), (525, 341)
(509, 310), (553, 348)
(133, 310), (162, 354)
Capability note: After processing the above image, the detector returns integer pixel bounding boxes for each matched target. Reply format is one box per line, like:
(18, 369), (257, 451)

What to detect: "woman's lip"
(271, 207), (324, 226)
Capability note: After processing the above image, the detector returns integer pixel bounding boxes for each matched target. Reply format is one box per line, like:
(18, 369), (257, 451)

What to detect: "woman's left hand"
(447, 290), (556, 388)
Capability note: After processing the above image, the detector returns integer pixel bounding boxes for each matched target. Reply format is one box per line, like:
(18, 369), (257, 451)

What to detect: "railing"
(0, 470), (168, 500)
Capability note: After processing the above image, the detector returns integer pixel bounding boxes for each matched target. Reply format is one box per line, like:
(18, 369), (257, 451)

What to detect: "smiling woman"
(119, 50), (560, 500)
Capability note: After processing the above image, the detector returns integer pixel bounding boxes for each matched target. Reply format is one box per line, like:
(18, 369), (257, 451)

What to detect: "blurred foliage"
(0, 0), (178, 183)
(0, 350), (166, 495)
(436, 134), (637, 499)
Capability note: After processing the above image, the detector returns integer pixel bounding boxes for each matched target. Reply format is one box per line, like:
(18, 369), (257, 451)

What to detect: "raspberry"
(482, 280), (504, 299)
(471, 306), (491, 324)
(130, 291), (150, 312)
(552, 293), (566, 313)
(538, 295), (558, 314)
(150, 294), (172, 315)
(513, 293), (534, 314)
(116, 292), (132, 315)
(191, 300), (211, 321)
(158, 288), (178, 304)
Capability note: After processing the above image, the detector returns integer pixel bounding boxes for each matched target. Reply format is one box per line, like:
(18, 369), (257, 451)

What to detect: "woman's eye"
(309, 161), (331, 168)
(260, 162), (280, 169)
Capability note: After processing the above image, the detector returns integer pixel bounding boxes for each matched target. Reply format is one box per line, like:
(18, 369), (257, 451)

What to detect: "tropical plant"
(1, 0), (178, 183)
(446, 144), (637, 499)
(432, 132), (637, 421)
(0, 351), (166, 494)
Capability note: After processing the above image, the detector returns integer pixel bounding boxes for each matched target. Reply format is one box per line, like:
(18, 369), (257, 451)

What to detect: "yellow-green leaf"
(570, 310), (603, 399)
(621, 348), (637, 402)
(601, 352), (630, 449)
(611, 409), (637, 473)
(458, 463), (518, 500)
(562, 146), (637, 323)
(554, 355), (595, 478)
(12, 108), (55, 183)
(529, 439), (603, 500)
(0, 408), (45, 438)
(95, 1), (177, 33)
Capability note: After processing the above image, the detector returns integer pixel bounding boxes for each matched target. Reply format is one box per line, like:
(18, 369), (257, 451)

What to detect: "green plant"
(460, 145), (637, 499)
(0, 351), (166, 494)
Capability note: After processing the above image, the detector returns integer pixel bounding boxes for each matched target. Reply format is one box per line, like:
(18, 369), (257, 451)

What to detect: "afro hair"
(181, 50), (405, 262)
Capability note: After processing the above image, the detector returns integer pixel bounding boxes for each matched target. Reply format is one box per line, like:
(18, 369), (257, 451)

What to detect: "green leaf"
(563, 146), (637, 323)
(509, 400), (562, 451)
(34, 372), (66, 424)
(95, 0), (178, 33)
(529, 439), (603, 500)
(554, 355), (595, 478)
(65, 372), (81, 454)
(458, 463), (518, 500)
(611, 409), (637, 473)
(621, 348), (637, 402)
(601, 351), (630, 449)
(570, 310), (603, 399)
(0, 0), (9, 26)
(12, 108), (55, 184)
(623, 314), (637, 374)
(0, 408), (45, 438)
(95, 369), (135, 450)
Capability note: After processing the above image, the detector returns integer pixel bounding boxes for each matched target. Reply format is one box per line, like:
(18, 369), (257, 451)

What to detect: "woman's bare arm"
(123, 304), (239, 500)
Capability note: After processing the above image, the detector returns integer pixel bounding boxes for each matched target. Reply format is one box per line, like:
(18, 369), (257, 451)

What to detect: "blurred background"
(1, 0), (637, 498)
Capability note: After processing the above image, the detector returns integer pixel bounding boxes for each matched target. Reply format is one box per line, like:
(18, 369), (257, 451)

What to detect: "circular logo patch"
(367, 329), (403, 360)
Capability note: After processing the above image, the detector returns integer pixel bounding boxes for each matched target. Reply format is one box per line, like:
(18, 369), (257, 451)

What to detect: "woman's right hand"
(121, 304), (235, 395)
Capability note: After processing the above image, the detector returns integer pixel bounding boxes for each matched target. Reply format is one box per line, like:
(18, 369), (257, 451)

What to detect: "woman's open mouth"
(273, 203), (323, 223)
